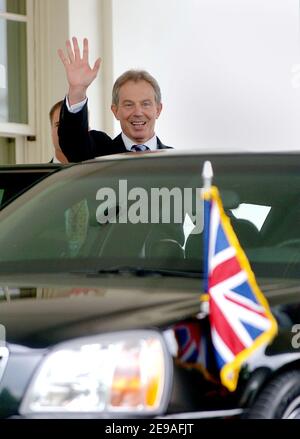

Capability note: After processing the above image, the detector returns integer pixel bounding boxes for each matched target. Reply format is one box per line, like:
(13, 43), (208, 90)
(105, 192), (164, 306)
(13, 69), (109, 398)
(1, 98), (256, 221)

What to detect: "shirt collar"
(121, 133), (158, 151)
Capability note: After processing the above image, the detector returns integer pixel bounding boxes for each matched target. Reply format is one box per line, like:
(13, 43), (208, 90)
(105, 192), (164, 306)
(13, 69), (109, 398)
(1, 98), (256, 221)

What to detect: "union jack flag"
(174, 322), (206, 364)
(173, 321), (213, 380)
(203, 186), (277, 391)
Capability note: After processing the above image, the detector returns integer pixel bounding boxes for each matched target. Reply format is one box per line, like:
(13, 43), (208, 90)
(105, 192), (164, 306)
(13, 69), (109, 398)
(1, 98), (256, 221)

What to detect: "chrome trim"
(157, 408), (244, 419)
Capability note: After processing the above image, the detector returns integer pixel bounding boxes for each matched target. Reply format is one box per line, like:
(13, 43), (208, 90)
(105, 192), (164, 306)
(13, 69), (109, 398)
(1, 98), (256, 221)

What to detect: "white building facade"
(0, 0), (299, 164)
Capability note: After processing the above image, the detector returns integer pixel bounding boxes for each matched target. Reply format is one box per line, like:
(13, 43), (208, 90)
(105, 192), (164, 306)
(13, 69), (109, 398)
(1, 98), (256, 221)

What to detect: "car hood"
(0, 273), (299, 349)
(0, 273), (201, 348)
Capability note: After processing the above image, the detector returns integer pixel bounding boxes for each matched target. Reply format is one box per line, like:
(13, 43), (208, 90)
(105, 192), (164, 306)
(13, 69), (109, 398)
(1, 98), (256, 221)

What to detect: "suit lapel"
(157, 136), (172, 149)
(112, 134), (127, 153)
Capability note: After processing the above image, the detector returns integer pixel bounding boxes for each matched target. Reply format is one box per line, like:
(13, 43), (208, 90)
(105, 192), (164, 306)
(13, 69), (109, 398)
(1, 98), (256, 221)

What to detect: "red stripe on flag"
(210, 296), (245, 355)
(224, 293), (267, 318)
(209, 256), (241, 288)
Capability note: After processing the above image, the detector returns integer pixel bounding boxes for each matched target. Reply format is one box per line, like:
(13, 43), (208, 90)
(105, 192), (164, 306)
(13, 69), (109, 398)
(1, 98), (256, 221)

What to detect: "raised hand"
(58, 37), (101, 105)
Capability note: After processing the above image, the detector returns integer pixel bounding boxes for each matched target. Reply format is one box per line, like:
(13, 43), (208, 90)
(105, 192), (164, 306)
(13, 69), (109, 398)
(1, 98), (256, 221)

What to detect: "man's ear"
(111, 104), (119, 120)
(156, 103), (163, 119)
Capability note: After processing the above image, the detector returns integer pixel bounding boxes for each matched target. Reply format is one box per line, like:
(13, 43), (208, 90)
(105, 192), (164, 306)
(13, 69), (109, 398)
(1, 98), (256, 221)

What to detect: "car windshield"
(0, 153), (299, 279)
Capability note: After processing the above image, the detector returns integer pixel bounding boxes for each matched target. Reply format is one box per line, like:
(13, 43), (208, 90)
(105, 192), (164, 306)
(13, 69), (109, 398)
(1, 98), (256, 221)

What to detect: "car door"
(0, 164), (64, 208)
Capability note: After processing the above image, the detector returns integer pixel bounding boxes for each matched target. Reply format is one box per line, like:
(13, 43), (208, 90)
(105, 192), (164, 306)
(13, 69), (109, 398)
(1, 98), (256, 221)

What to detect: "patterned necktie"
(131, 144), (150, 152)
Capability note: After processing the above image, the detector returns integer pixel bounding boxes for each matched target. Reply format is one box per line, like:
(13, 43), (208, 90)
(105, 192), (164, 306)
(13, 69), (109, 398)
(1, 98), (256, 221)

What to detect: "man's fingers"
(82, 38), (89, 63)
(72, 36), (81, 61)
(65, 39), (75, 63)
(59, 37), (101, 80)
(92, 57), (102, 75)
(57, 48), (69, 66)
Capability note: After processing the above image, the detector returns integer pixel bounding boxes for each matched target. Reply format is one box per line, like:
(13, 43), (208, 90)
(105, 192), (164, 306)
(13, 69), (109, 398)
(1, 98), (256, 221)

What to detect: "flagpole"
(201, 161), (213, 310)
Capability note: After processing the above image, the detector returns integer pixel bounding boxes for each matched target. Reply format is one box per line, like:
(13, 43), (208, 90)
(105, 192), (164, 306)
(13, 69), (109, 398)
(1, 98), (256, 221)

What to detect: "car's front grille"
(0, 347), (9, 383)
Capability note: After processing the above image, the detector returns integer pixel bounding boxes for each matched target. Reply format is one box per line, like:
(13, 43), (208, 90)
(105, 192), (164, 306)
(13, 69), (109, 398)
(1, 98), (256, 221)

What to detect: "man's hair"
(112, 70), (161, 106)
(49, 100), (63, 123)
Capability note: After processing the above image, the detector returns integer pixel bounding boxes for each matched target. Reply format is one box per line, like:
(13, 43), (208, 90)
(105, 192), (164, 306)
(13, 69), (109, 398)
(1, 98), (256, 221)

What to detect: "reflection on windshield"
(231, 203), (271, 231)
(0, 286), (106, 302)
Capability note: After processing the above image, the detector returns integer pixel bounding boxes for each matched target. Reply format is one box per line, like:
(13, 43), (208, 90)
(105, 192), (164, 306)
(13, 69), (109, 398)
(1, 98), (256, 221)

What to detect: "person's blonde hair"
(49, 100), (63, 123)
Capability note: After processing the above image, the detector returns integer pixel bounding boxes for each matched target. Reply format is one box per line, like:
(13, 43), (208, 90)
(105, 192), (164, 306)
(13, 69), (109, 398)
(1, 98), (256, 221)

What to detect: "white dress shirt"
(121, 132), (158, 151)
(52, 155), (62, 164)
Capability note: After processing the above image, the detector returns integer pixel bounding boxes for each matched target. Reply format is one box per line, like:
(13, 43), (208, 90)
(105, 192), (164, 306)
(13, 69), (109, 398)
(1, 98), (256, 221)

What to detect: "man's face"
(111, 80), (162, 144)
(51, 106), (61, 150)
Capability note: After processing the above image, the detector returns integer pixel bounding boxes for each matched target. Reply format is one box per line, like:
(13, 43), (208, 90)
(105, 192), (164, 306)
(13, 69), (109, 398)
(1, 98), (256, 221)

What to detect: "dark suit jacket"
(58, 99), (172, 163)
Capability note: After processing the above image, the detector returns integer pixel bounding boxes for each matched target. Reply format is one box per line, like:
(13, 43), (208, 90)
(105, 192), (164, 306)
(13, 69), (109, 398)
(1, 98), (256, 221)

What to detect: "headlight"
(20, 330), (172, 416)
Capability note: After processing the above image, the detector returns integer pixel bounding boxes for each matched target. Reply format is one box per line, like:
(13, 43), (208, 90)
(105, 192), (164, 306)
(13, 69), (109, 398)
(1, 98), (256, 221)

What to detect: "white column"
(25, 0), (69, 163)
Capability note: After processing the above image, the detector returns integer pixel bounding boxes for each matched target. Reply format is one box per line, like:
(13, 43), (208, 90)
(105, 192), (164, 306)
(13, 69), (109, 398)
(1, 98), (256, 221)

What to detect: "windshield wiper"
(72, 266), (201, 278)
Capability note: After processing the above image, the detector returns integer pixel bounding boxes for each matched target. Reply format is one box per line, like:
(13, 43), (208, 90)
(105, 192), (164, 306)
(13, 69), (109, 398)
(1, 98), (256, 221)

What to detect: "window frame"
(0, 0), (35, 136)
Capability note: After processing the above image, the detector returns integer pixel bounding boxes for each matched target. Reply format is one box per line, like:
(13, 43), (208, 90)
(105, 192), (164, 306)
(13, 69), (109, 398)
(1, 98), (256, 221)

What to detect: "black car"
(1, 151), (300, 419)
(0, 163), (63, 208)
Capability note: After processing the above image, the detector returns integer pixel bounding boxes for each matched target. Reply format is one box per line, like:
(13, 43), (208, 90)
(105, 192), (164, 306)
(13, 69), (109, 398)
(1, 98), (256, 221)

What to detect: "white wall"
(111, 0), (300, 151)
(68, 0), (105, 132)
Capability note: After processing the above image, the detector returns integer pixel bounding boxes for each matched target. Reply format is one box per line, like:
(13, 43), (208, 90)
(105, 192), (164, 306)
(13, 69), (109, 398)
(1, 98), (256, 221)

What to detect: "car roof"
(84, 148), (300, 164)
